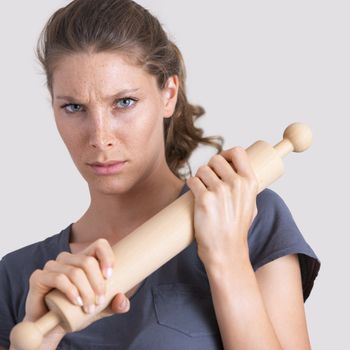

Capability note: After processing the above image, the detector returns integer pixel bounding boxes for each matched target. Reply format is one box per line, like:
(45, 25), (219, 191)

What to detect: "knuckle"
(81, 256), (97, 270)
(54, 273), (68, 286)
(227, 179), (235, 189)
(227, 149), (236, 159)
(96, 238), (114, 259)
(233, 177), (243, 188)
(43, 259), (55, 270)
(69, 267), (84, 280)
(196, 166), (202, 175)
(29, 269), (42, 284)
(230, 146), (239, 153)
(56, 251), (69, 261)
(198, 192), (212, 208)
(235, 146), (245, 152)
(209, 154), (221, 164)
(217, 182), (229, 194)
(197, 165), (207, 174)
(96, 238), (109, 248)
(231, 146), (244, 156)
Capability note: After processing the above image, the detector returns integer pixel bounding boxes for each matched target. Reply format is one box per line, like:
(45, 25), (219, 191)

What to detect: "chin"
(92, 178), (127, 194)
(88, 175), (135, 196)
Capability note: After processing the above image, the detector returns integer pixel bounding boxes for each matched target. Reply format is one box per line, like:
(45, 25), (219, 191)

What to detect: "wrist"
(198, 239), (250, 269)
(200, 249), (252, 279)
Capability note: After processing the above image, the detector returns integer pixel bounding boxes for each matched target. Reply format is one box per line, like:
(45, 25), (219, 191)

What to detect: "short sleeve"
(0, 258), (16, 348)
(248, 188), (321, 301)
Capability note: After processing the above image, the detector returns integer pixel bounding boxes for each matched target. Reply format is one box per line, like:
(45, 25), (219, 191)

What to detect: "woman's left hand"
(186, 147), (259, 268)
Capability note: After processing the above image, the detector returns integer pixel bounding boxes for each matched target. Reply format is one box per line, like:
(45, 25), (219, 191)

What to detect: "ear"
(162, 75), (179, 118)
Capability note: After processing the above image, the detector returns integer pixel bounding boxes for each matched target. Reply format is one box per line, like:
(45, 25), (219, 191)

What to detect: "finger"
(221, 147), (256, 179)
(82, 238), (115, 280)
(29, 268), (83, 308)
(56, 252), (107, 299)
(207, 154), (239, 184)
(186, 176), (206, 197)
(110, 293), (130, 314)
(194, 165), (221, 191)
(45, 258), (102, 313)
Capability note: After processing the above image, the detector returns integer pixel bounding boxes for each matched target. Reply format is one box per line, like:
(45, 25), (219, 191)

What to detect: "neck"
(71, 171), (185, 246)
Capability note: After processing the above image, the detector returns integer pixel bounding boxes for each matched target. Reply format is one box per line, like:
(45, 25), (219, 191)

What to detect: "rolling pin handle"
(274, 122), (313, 158)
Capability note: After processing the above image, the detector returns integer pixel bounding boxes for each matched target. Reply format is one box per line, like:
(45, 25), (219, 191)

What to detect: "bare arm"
(255, 254), (311, 349)
(186, 147), (313, 349)
(206, 253), (311, 350)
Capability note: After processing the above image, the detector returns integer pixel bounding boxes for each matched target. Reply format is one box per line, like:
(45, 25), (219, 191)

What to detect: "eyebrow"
(55, 88), (140, 102)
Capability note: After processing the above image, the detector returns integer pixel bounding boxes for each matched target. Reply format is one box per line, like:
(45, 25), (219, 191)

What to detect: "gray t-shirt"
(0, 185), (321, 349)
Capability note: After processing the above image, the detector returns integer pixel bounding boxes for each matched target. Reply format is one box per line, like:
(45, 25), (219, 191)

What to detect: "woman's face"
(51, 52), (178, 194)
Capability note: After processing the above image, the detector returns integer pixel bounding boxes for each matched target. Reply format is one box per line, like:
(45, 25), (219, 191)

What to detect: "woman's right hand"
(24, 238), (130, 329)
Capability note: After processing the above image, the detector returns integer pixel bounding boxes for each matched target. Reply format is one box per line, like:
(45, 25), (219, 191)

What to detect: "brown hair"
(36, 0), (224, 179)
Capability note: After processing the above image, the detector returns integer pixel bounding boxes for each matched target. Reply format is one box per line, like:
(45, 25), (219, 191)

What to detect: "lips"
(89, 160), (126, 167)
(88, 160), (127, 175)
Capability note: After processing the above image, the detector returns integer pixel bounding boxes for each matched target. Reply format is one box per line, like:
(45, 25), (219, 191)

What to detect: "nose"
(89, 111), (116, 150)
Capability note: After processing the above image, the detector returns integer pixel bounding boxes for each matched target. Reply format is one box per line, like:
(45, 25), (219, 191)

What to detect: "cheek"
(123, 125), (156, 159)
(55, 121), (83, 158)
(133, 112), (164, 148)
(129, 100), (163, 136)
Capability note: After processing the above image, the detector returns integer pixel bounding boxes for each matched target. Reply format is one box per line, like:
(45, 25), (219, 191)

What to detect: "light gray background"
(0, 1), (348, 348)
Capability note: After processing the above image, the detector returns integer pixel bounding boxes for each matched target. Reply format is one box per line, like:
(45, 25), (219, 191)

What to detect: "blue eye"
(62, 104), (83, 113)
(116, 98), (137, 109)
(60, 97), (138, 114)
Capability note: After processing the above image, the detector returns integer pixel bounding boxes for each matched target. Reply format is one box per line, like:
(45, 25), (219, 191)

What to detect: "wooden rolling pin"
(10, 122), (313, 350)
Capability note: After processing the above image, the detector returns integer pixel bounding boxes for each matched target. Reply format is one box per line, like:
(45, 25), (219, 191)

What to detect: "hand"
(25, 238), (130, 328)
(186, 147), (258, 268)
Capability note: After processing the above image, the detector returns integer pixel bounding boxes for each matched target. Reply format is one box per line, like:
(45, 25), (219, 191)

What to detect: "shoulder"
(248, 188), (319, 269)
(1, 224), (71, 279)
(255, 187), (290, 215)
(0, 224), (71, 326)
(250, 187), (296, 236)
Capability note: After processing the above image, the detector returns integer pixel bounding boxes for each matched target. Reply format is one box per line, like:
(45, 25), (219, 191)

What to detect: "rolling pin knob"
(9, 321), (43, 350)
(10, 311), (61, 350)
(274, 122), (313, 158)
(283, 122), (313, 152)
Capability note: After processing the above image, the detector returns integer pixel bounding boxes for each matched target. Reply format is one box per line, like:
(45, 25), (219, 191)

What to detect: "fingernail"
(76, 296), (83, 306)
(104, 267), (113, 280)
(85, 304), (96, 314)
(119, 298), (127, 309)
(96, 294), (106, 305)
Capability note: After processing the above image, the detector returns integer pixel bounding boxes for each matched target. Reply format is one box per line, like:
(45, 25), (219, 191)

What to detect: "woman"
(0, 0), (320, 349)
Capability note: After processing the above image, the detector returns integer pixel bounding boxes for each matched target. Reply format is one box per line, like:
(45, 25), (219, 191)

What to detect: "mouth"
(89, 160), (126, 166)
(88, 160), (127, 175)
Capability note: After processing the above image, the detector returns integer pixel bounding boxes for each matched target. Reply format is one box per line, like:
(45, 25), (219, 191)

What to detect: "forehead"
(52, 52), (156, 99)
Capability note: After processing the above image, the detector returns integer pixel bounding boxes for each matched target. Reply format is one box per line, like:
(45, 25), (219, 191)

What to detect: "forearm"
(205, 255), (282, 350)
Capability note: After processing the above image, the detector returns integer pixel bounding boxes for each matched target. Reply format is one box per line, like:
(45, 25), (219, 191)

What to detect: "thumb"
(110, 293), (130, 313)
